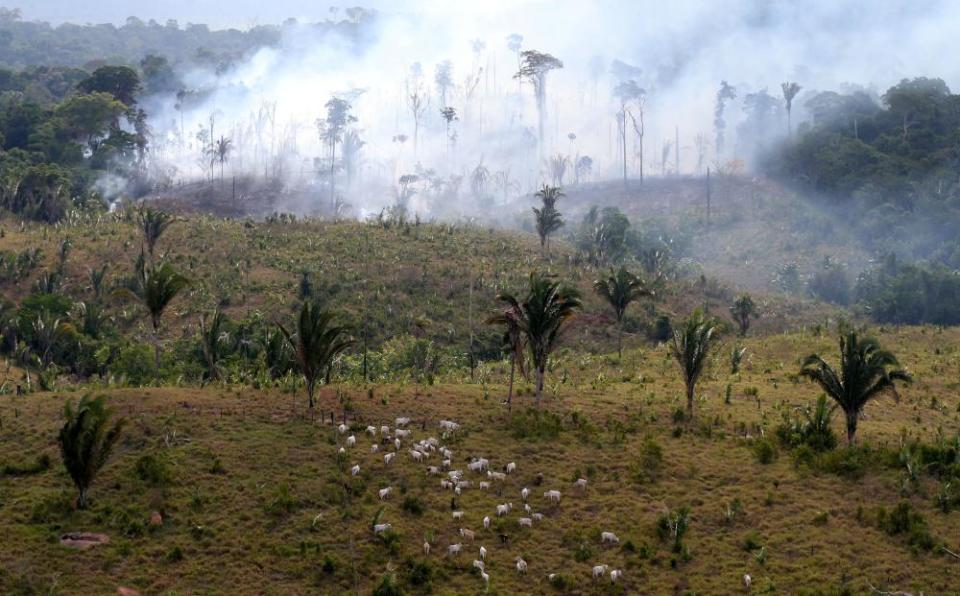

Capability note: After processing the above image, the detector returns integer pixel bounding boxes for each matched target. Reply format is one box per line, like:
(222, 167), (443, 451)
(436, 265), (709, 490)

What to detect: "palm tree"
(213, 135), (232, 185)
(781, 82), (802, 135)
(486, 298), (527, 411)
(496, 274), (581, 408)
(532, 185), (564, 257)
(58, 394), (124, 509)
(730, 294), (758, 336)
(671, 310), (720, 418)
(278, 300), (353, 409)
(136, 206), (175, 258)
(593, 266), (654, 358)
(120, 259), (189, 370)
(199, 308), (229, 383)
(799, 331), (911, 445)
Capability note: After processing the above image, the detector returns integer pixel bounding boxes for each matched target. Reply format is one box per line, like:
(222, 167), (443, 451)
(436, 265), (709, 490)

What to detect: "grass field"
(2, 327), (958, 594)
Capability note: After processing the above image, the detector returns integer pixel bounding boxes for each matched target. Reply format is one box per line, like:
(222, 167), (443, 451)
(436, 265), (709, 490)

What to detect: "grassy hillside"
(0, 210), (839, 371)
(1, 328), (958, 594)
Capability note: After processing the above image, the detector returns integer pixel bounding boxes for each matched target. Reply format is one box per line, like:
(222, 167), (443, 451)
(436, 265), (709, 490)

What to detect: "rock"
(60, 532), (109, 549)
(149, 511), (163, 527)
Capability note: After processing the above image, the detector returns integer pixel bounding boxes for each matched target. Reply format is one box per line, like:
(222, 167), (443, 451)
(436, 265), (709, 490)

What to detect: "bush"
(1, 453), (51, 477)
(401, 495), (425, 516)
(372, 573), (404, 596)
(508, 408), (563, 440)
(135, 453), (171, 486)
(776, 395), (838, 452)
(630, 438), (664, 483)
(752, 437), (779, 464)
(876, 502), (935, 551)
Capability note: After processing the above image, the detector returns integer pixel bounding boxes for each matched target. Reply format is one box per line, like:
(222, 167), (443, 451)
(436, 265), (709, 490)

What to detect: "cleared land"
(1, 328), (958, 594)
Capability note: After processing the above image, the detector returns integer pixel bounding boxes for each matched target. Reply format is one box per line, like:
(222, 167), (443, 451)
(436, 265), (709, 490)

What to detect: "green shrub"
(630, 438), (664, 483)
(508, 408), (563, 440)
(752, 437), (779, 464)
(876, 502), (935, 551)
(1, 453), (51, 477)
(135, 453), (171, 486)
(401, 495), (425, 516)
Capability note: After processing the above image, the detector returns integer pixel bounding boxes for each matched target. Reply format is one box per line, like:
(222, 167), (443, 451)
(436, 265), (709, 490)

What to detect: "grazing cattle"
(518, 517), (533, 528)
(452, 510), (465, 521)
(395, 417), (411, 427)
(505, 462), (517, 474)
(574, 478), (588, 490)
(521, 487), (530, 501)
(371, 444), (379, 453)
(744, 574), (752, 590)
(479, 546), (487, 560)
(423, 541), (430, 555)
(488, 471), (506, 481)
(483, 516), (491, 529)
(384, 453), (395, 464)
(544, 490), (561, 503)
(460, 528), (475, 541)
(346, 435), (356, 447)
(409, 450), (424, 462)
(515, 557), (527, 574)
(366, 426), (377, 436)
(532, 513), (544, 522)
(380, 425), (390, 436)
(338, 424), (347, 434)
(610, 569), (622, 583)
(601, 532), (619, 544)
(378, 487), (392, 500)
(447, 543), (463, 556)
(373, 523), (391, 535)
(592, 564), (608, 579)
(472, 559), (484, 571)
(496, 503), (512, 517)
(479, 481), (490, 490)
(427, 466), (440, 476)
(350, 464), (360, 476)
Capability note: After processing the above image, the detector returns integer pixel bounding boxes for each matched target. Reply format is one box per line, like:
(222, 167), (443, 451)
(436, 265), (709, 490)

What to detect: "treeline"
(0, 65), (148, 220)
(0, 7), (375, 71)
(770, 77), (960, 268)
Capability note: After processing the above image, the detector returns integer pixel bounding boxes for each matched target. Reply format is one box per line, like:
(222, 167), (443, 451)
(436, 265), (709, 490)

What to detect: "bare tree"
(434, 60), (454, 107)
(613, 79), (645, 185)
(406, 64), (430, 159)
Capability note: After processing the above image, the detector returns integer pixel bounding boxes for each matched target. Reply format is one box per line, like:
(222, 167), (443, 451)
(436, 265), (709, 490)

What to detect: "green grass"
(1, 327), (958, 594)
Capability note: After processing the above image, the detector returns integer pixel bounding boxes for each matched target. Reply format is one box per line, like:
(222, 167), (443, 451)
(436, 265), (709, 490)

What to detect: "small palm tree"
(593, 266), (654, 358)
(137, 206), (175, 258)
(671, 310), (720, 418)
(120, 259), (189, 370)
(278, 300), (353, 409)
(487, 298), (527, 411)
(730, 294), (758, 336)
(496, 274), (581, 408)
(781, 81), (802, 135)
(58, 394), (125, 509)
(799, 331), (910, 445)
(532, 185), (564, 257)
(199, 308), (229, 383)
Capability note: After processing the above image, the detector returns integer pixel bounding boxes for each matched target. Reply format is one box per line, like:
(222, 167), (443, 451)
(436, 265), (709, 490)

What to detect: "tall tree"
(278, 300), (353, 410)
(77, 65), (141, 106)
(58, 394), (124, 509)
(593, 266), (654, 358)
(799, 331), (910, 445)
(317, 97), (356, 209)
(714, 81), (737, 161)
(486, 298), (527, 411)
(781, 81), (802, 135)
(532, 185), (564, 256)
(212, 135), (232, 185)
(495, 274), (581, 407)
(514, 50), (563, 157)
(671, 310), (720, 418)
(434, 60), (454, 107)
(613, 79), (646, 185)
